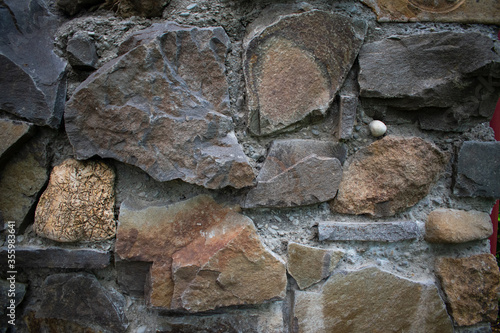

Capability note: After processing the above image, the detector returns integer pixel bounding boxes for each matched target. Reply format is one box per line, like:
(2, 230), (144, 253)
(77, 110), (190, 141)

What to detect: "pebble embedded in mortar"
(369, 120), (387, 137)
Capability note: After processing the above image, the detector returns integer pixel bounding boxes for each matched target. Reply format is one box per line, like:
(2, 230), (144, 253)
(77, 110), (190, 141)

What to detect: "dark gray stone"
(115, 257), (150, 297)
(454, 141), (500, 198)
(0, 0), (67, 128)
(338, 95), (358, 140)
(67, 32), (98, 70)
(0, 279), (26, 332)
(318, 221), (421, 242)
(56, 0), (104, 16)
(0, 246), (110, 269)
(0, 119), (32, 162)
(37, 273), (128, 333)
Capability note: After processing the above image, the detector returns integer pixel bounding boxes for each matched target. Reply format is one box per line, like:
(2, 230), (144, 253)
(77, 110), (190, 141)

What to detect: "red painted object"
(489, 99), (500, 255)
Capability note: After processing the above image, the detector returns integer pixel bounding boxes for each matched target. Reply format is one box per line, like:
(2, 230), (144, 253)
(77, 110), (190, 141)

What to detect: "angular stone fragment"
(332, 136), (448, 217)
(34, 159), (116, 242)
(454, 141), (500, 198)
(65, 23), (255, 189)
(337, 95), (358, 140)
(67, 32), (98, 70)
(115, 258), (151, 297)
(319, 221), (421, 242)
(425, 209), (493, 243)
(287, 243), (344, 290)
(294, 267), (453, 333)
(36, 273), (128, 333)
(243, 10), (366, 135)
(116, 195), (286, 311)
(361, 0), (500, 24)
(243, 140), (346, 208)
(0, 247), (110, 269)
(0, 119), (32, 161)
(435, 254), (500, 326)
(0, 0), (67, 128)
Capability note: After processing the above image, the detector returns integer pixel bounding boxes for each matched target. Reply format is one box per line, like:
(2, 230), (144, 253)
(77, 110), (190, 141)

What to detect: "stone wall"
(1, 0), (500, 332)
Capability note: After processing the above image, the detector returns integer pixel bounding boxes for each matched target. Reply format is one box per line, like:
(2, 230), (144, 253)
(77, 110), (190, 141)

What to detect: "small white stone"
(369, 120), (387, 137)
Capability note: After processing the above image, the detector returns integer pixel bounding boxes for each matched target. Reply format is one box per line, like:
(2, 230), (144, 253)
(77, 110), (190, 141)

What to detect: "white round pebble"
(369, 120), (387, 137)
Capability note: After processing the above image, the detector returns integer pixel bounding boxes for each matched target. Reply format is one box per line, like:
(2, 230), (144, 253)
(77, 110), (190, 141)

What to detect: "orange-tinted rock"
(34, 159), (116, 242)
(116, 195), (286, 311)
(361, 0), (500, 24)
(332, 136), (448, 217)
(435, 254), (500, 326)
(243, 10), (366, 135)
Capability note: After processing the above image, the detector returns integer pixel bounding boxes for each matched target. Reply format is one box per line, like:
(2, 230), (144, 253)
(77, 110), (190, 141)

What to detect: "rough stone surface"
(454, 141), (500, 198)
(0, 0), (67, 128)
(56, 0), (104, 16)
(294, 267), (453, 333)
(103, 0), (170, 18)
(359, 33), (500, 131)
(65, 23), (255, 189)
(24, 312), (100, 333)
(34, 159), (116, 242)
(116, 195), (286, 311)
(435, 254), (500, 326)
(319, 221), (421, 242)
(243, 10), (366, 135)
(244, 140), (345, 208)
(67, 32), (99, 70)
(0, 119), (32, 161)
(287, 242), (344, 290)
(36, 273), (128, 333)
(0, 279), (26, 332)
(425, 209), (493, 244)
(0, 246), (110, 269)
(332, 136), (448, 217)
(362, 0), (500, 24)
(115, 258), (151, 297)
(337, 95), (358, 140)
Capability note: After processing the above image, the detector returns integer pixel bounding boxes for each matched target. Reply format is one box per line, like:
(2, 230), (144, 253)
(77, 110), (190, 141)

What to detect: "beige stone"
(361, 0), (500, 24)
(425, 208), (493, 243)
(116, 195), (286, 311)
(294, 267), (453, 333)
(287, 243), (343, 290)
(34, 159), (116, 242)
(332, 136), (448, 217)
(435, 254), (500, 326)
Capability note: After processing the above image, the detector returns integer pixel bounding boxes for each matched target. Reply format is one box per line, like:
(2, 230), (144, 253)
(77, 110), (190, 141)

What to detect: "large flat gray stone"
(319, 221), (421, 242)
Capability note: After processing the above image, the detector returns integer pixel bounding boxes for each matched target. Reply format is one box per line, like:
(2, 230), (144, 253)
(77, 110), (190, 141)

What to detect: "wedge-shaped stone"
(362, 0), (500, 24)
(287, 243), (344, 290)
(435, 254), (500, 326)
(34, 159), (116, 242)
(65, 23), (254, 189)
(294, 267), (453, 333)
(116, 195), (286, 311)
(332, 136), (447, 217)
(425, 209), (493, 243)
(243, 10), (366, 135)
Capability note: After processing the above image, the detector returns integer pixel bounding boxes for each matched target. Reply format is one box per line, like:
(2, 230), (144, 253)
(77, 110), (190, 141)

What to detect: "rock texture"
(337, 95), (358, 140)
(435, 254), (500, 326)
(287, 243), (343, 289)
(0, 0), (67, 128)
(34, 159), (116, 242)
(243, 10), (366, 135)
(0, 119), (32, 161)
(361, 0), (500, 24)
(116, 195), (286, 311)
(294, 267), (453, 333)
(56, 0), (104, 16)
(0, 279), (26, 333)
(454, 141), (500, 198)
(359, 32), (500, 132)
(103, 0), (170, 18)
(65, 23), (254, 189)
(66, 32), (98, 70)
(319, 221), (421, 242)
(244, 140), (345, 208)
(35, 273), (128, 333)
(332, 136), (448, 217)
(425, 209), (493, 243)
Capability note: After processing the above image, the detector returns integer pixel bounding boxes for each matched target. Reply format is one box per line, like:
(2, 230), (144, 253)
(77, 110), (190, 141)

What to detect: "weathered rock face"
(319, 221), (421, 242)
(287, 243), (343, 290)
(0, 0), (67, 128)
(35, 273), (128, 333)
(0, 119), (32, 161)
(66, 32), (99, 70)
(294, 267), (453, 333)
(435, 254), (500, 326)
(0, 279), (26, 333)
(116, 195), (286, 311)
(34, 159), (116, 242)
(65, 23), (255, 189)
(454, 141), (500, 198)
(337, 95), (358, 140)
(243, 140), (345, 208)
(332, 136), (448, 217)
(361, 0), (500, 24)
(425, 209), (493, 243)
(56, 0), (104, 16)
(104, 0), (170, 18)
(359, 32), (500, 131)
(243, 10), (366, 135)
